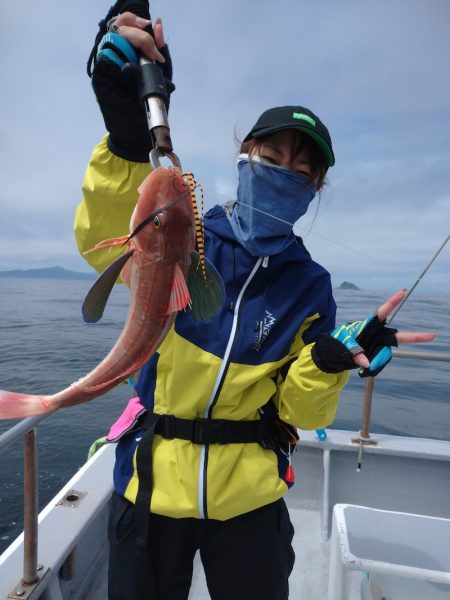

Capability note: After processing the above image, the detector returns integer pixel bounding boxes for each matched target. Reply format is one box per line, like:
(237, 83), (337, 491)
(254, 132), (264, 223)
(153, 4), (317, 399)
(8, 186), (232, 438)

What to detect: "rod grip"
(139, 60), (169, 106)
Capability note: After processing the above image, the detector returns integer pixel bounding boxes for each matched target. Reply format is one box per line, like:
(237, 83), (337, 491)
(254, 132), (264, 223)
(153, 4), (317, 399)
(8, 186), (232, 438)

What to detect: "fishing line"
(126, 192), (191, 243)
(234, 200), (378, 260)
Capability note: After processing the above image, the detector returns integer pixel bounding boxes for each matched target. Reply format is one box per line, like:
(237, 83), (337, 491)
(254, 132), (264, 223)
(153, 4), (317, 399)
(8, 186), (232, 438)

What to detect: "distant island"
(0, 267), (96, 280)
(337, 281), (360, 290)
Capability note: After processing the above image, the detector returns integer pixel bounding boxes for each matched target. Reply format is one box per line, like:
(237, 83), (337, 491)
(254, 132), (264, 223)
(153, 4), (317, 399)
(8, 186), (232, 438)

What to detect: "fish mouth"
(124, 191), (191, 245)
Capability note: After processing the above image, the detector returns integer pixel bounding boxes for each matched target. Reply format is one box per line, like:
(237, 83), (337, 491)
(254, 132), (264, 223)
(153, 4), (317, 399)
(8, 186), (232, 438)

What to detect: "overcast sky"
(1, 0), (449, 293)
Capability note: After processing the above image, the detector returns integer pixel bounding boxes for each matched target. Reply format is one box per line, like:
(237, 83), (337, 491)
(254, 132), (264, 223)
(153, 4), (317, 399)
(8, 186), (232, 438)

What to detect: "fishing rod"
(355, 232), (449, 472)
(357, 232), (449, 378)
(387, 232), (450, 326)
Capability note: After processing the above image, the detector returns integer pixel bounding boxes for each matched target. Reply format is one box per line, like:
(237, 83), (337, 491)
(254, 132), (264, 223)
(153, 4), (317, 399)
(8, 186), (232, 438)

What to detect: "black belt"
(153, 413), (274, 447)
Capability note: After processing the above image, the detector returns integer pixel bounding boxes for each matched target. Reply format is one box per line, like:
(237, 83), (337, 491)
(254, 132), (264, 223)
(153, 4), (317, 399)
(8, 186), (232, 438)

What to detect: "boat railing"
(353, 349), (450, 462)
(0, 349), (449, 595)
(0, 415), (49, 595)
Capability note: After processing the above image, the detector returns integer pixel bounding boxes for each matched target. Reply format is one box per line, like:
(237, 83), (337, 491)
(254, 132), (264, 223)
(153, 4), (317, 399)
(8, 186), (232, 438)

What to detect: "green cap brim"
(298, 128), (335, 167)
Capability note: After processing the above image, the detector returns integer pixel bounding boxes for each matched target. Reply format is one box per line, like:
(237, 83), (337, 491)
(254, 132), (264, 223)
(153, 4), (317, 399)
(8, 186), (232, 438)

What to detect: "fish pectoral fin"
(83, 236), (129, 255)
(187, 252), (225, 322)
(82, 250), (134, 323)
(167, 263), (191, 315)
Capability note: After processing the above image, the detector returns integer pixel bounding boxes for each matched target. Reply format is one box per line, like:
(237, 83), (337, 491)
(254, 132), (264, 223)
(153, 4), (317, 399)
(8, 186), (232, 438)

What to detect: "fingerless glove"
(311, 313), (398, 377)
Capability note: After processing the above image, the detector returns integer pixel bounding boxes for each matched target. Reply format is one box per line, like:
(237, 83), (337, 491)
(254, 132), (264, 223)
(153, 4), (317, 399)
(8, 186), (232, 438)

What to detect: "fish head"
(130, 167), (195, 263)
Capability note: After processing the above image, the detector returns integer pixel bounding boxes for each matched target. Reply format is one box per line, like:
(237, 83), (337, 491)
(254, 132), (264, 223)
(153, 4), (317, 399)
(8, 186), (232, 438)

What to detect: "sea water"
(0, 278), (449, 552)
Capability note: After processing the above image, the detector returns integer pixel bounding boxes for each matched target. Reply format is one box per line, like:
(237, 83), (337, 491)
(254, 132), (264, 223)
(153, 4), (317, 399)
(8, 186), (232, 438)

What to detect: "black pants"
(108, 492), (295, 600)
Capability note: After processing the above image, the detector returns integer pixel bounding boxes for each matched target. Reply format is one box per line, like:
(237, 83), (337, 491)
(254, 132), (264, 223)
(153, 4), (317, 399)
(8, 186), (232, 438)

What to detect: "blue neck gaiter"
(229, 157), (316, 257)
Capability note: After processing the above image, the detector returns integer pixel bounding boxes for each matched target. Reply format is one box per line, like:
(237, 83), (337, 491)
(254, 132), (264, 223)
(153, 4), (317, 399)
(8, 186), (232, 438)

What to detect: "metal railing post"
(22, 428), (39, 585)
(351, 350), (450, 470)
(360, 377), (375, 440)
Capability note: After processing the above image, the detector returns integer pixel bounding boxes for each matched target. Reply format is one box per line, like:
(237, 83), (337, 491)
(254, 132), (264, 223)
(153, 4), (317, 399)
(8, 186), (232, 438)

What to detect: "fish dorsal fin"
(167, 263), (191, 315)
(82, 250), (134, 323)
(187, 252), (225, 322)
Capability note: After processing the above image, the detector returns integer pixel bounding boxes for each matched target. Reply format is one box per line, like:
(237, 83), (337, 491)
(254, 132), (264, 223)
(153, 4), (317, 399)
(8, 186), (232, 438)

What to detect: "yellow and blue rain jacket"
(75, 137), (349, 521)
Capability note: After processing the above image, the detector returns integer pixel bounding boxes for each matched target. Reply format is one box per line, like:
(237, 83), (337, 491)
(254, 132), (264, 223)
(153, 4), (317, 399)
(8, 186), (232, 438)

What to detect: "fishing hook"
(150, 148), (182, 170)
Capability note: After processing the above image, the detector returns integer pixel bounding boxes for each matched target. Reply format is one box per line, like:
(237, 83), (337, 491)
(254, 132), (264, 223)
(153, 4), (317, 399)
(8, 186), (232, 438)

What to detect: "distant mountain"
(0, 267), (96, 280)
(337, 281), (360, 290)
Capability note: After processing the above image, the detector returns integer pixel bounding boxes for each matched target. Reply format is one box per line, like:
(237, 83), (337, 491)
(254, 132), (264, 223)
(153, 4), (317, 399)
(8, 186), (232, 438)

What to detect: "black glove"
(87, 1), (174, 162)
(311, 313), (398, 377)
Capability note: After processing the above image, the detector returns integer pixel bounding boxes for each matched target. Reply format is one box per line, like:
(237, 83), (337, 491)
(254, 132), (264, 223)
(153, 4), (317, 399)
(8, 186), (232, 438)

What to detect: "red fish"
(0, 167), (224, 420)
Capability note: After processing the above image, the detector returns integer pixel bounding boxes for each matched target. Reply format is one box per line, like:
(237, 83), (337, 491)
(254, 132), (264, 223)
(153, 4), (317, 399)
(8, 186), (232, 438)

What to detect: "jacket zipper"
(197, 256), (265, 518)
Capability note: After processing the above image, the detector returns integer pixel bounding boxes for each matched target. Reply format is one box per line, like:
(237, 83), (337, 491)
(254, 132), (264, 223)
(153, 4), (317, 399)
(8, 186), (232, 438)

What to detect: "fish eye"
(153, 216), (160, 228)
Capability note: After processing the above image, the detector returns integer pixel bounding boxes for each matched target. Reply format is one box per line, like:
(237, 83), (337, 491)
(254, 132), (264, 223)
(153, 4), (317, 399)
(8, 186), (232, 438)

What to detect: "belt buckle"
(163, 414), (175, 440)
(192, 419), (204, 444)
(192, 419), (227, 444)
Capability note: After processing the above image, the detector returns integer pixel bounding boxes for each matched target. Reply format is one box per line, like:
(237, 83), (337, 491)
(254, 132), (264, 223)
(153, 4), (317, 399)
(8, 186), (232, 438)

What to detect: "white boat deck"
(189, 506), (352, 599)
(79, 506), (337, 600)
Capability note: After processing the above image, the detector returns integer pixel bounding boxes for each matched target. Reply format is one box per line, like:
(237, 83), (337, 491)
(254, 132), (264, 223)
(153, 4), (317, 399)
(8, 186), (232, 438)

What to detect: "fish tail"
(0, 390), (55, 420)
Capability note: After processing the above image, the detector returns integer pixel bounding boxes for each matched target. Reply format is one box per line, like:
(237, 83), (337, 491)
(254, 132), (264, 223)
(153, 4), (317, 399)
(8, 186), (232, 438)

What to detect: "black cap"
(244, 106), (335, 167)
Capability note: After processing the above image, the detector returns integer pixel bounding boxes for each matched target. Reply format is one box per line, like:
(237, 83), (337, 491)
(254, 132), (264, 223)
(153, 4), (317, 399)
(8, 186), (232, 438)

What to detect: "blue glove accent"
(367, 346), (393, 374)
(330, 316), (370, 355)
(97, 32), (138, 69)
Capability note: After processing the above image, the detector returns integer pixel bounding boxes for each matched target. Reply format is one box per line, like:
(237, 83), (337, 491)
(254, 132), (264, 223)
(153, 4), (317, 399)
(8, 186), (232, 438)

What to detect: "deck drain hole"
(56, 489), (87, 508)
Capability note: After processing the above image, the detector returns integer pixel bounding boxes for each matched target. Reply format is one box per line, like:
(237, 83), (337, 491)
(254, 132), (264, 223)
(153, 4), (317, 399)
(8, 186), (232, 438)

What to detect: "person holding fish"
(72, 3), (437, 599)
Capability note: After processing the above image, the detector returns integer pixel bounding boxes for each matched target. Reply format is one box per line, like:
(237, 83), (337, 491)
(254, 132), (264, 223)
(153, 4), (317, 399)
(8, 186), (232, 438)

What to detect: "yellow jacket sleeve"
(275, 343), (350, 430)
(74, 135), (151, 274)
